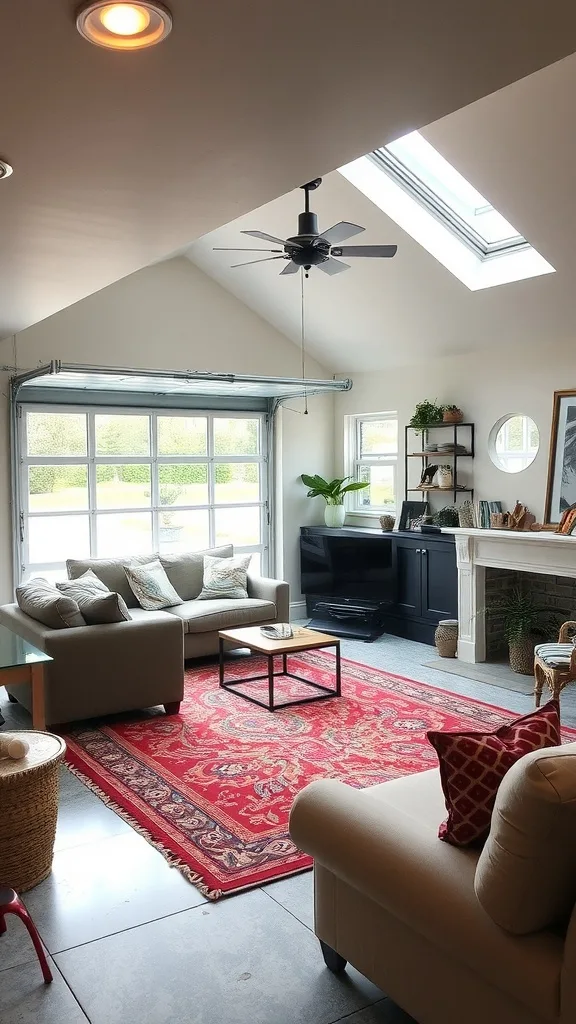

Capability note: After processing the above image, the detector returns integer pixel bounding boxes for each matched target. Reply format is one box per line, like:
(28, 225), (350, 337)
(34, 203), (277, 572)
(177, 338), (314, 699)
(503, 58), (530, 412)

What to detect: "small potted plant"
(493, 585), (560, 675)
(300, 474), (369, 528)
(409, 400), (443, 434)
(442, 404), (464, 424)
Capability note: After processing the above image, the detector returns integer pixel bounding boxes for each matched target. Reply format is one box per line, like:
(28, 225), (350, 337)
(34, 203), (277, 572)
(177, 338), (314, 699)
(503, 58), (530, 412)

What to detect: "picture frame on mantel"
(545, 389), (576, 524)
(396, 500), (429, 532)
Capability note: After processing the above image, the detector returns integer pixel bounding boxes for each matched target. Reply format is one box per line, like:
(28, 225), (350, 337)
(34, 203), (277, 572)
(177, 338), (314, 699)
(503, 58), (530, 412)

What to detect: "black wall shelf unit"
(404, 421), (475, 505)
(300, 526), (457, 644)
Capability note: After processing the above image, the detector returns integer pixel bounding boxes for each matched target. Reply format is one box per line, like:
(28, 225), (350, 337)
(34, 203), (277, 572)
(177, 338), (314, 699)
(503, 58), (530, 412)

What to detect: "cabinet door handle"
(415, 548), (421, 554)
(422, 549), (427, 557)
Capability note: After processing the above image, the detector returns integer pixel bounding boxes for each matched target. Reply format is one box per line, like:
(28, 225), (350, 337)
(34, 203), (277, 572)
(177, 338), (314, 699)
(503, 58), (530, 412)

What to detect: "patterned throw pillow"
(124, 559), (183, 611)
(427, 700), (561, 847)
(197, 554), (252, 601)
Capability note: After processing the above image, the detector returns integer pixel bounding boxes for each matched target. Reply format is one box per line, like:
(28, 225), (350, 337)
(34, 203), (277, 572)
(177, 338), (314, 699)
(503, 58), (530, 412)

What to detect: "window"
(19, 407), (268, 582)
(339, 130), (555, 291)
(346, 413), (398, 514)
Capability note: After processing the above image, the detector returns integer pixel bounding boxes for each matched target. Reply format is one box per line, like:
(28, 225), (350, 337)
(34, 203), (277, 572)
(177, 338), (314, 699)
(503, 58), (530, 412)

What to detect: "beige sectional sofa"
(0, 545), (289, 725)
(290, 742), (576, 1024)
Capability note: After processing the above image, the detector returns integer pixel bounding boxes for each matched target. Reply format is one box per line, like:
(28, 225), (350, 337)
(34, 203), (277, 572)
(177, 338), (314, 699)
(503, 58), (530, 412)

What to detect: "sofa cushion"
(197, 554), (252, 601)
(475, 740), (576, 934)
(124, 559), (183, 611)
(67, 554), (156, 608)
(16, 578), (86, 629)
(427, 700), (561, 847)
(166, 598), (275, 634)
(158, 545), (233, 601)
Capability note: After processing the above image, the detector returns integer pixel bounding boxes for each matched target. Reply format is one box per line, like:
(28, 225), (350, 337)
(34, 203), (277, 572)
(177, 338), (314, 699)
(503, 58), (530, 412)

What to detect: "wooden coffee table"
(218, 625), (341, 711)
(0, 625), (52, 731)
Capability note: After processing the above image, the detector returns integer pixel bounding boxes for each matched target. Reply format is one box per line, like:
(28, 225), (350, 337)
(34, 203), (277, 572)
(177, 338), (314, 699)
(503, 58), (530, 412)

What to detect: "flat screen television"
(300, 533), (394, 604)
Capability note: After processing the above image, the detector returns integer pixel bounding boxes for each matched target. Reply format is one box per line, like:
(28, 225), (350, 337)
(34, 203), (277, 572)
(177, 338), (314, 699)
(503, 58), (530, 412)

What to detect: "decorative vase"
(379, 514), (395, 532)
(436, 466), (453, 490)
(508, 637), (535, 675)
(443, 409), (463, 423)
(324, 504), (346, 528)
(435, 619), (458, 658)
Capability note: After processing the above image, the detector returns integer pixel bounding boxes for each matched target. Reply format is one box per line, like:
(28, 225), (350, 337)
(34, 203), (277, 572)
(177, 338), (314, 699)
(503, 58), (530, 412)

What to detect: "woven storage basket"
(508, 637), (535, 676)
(435, 619), (458, 658)
(0, 732), (66, 892)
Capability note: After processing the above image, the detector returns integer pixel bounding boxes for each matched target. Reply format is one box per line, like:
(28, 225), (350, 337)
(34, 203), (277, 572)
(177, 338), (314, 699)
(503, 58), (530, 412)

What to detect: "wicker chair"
(534, 620), (576, 707)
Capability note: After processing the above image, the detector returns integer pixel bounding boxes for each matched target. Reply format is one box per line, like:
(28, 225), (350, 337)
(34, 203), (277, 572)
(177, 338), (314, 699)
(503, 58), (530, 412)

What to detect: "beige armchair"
(290, 743), (576, 1024)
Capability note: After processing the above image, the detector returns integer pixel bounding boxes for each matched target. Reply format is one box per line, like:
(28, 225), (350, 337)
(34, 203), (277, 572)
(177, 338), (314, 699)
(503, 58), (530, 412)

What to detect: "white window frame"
(17, 404), (270, 582)
(344, 412), (398, 517)
(339, 134), (555, 291)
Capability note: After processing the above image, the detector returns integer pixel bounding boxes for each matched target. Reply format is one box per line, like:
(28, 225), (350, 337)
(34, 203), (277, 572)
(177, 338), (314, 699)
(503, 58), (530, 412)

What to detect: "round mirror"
(489, 414), (539, 473)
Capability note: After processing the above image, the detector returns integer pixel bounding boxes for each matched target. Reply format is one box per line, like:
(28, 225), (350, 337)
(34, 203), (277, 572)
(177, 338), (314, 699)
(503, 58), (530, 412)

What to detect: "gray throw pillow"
(16, 578), (86, 629)
(56, 574), (131, 624)
(197, 554), (252, 601)
(124, 559), (183, 611)
(74, 591), (131, 625)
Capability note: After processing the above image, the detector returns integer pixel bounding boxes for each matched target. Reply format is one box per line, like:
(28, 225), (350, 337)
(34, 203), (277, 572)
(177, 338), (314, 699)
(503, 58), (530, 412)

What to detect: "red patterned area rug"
(63, 651), (576, 900)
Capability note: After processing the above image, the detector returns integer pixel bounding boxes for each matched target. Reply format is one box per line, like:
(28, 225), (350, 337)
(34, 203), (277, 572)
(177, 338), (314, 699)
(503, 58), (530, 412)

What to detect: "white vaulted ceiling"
(2, 1), (576, 339)
(187, 55), (576, 371)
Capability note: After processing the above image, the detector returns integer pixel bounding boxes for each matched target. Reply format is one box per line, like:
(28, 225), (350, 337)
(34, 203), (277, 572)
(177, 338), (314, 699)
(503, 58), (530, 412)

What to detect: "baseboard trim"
(290, 601), (307, 619)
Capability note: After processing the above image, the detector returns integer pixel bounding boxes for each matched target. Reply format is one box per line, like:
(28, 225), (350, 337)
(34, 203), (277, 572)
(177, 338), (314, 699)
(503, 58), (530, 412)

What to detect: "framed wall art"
(545, 389), (576, 523)
(395, 500), (429, 532)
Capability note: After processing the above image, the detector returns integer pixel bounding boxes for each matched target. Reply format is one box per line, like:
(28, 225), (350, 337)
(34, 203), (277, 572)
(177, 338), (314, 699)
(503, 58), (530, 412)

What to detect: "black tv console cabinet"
(300, 525), (458, 644)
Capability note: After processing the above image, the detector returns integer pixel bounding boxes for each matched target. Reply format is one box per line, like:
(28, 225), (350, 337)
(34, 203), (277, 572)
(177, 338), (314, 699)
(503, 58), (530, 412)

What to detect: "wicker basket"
(0, 732), (66, 892)
(508, 638), (536, 676)
(435, 619), (458, 658)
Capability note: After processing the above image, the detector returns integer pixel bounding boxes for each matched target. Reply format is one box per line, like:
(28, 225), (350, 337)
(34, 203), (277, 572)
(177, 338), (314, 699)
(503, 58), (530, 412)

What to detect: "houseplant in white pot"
(300, 474), (369, 528)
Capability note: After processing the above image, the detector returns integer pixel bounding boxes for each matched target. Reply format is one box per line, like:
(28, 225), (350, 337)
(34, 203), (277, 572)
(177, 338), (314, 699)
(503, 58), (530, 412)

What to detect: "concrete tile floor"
(1, 630), (570, 1023)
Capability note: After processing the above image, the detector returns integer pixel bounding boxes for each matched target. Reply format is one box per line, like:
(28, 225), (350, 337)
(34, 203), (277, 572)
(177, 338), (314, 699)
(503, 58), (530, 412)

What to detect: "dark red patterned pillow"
(427, 700), (561, 847)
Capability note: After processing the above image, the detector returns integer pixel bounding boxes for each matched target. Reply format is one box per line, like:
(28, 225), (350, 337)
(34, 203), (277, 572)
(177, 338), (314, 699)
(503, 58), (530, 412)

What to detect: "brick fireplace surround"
(444, 528), (576, 663)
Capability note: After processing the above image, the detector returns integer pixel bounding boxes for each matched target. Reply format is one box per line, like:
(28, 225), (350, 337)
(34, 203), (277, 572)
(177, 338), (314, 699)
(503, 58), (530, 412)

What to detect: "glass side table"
(0, 626), (53, 731)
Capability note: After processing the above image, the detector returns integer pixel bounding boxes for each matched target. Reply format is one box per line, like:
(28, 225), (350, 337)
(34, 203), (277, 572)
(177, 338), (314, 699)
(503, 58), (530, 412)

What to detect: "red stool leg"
(0, 914), (6, 936)
(5, 895), (52, 984)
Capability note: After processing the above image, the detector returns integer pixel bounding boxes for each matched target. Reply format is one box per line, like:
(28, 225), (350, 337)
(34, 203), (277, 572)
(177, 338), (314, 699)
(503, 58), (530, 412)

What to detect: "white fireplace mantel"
(441, 528), (576, 663)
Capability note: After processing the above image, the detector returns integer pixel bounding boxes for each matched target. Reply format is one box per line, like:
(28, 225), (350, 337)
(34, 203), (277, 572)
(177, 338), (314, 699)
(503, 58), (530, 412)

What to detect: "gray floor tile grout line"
(49, 897), (212, 957)
(258, 883), (314, 932)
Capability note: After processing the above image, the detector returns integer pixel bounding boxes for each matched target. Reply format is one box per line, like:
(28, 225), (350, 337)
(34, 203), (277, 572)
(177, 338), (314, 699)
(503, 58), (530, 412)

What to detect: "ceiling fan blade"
(241, 230), (301, 247)
(231, 256), (286, 268)
(280, 261), (299, 275)
(321, 221), (365, 245)
(213, 247), (283, 252)
(317, 257), (350, 276)
(334, 245), (398, 258)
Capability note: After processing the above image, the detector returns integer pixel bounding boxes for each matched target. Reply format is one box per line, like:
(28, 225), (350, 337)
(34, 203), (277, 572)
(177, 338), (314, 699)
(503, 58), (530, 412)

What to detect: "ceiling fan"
(213, 177), (397, 276)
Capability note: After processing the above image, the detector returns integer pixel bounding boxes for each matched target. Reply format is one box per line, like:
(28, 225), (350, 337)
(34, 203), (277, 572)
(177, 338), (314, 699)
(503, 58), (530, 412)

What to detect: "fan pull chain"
(300, 269), (308, 415)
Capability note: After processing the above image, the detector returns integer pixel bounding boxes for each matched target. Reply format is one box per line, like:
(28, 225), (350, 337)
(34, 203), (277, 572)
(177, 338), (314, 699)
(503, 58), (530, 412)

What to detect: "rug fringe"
(63, 761), (223, 901)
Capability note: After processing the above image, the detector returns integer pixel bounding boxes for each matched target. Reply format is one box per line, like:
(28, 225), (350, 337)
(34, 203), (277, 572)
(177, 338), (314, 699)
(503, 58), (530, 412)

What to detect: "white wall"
(0, 257), (334, 603)
(336, 343), (576, 526)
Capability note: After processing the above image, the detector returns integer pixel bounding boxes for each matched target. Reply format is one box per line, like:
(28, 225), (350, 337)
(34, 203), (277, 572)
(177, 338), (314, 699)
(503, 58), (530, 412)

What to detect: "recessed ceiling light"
(76, 2), (172, 50)
(0, 160), (13, 180)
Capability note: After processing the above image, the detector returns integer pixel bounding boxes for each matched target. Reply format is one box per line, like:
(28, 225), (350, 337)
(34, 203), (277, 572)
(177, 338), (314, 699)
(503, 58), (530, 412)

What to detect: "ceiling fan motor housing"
(288, 211), (330, 266)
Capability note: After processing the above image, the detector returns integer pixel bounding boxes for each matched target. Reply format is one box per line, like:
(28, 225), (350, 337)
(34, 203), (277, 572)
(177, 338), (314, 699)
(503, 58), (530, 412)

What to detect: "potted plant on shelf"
(409, 400), (444, 434)
(442, 404), (464, 424)
(300, 474), (369, 528)
(493, 585), (560, 675)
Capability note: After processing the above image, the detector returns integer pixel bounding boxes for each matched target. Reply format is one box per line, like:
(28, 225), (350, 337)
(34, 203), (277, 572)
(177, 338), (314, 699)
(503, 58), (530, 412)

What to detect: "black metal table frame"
(218, 638), (341, 712)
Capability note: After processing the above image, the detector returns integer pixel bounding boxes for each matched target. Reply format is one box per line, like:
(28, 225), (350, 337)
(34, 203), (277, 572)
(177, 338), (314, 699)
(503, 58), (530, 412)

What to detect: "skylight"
(339, 130), (555, 291)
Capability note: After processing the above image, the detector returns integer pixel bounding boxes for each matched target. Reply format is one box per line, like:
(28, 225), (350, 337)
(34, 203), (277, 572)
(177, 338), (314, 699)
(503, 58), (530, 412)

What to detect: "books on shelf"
(473, 500), (502, 529)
